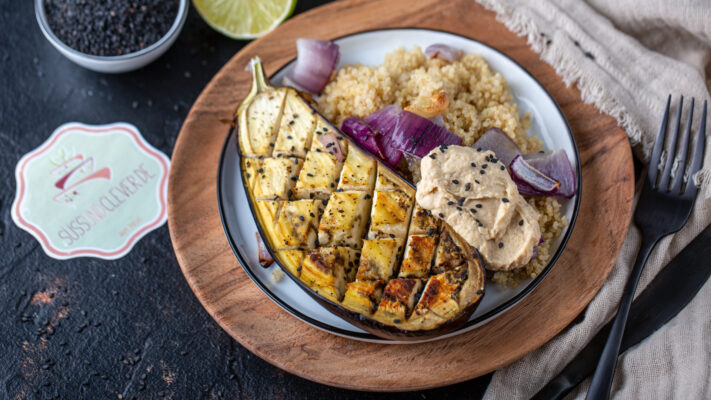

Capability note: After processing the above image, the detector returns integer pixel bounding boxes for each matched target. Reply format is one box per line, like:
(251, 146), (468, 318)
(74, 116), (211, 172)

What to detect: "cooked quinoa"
(316, 46), (566, 287)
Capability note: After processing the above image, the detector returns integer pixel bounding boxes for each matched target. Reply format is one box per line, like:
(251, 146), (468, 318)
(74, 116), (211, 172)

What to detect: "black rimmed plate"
(217, 28), (581, 344)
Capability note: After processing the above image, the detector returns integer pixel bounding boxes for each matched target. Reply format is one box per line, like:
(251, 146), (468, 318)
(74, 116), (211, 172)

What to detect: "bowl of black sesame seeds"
(35, 0), (188, 73)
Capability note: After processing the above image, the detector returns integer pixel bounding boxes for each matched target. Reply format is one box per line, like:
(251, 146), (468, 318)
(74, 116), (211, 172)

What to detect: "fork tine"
(672, 98), (694, 193)
(659, 96), (683, 190)
(649, 95), (672, 186)
(684, 100), (707, 197)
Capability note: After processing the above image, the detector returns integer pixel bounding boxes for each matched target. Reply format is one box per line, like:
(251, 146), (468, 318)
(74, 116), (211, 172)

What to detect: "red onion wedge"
(424, 44), (463, 62)
(524, 150), (577, 198)
(510, 155), (561, 196)
(363, 105), (404, 167)
(256, 232), (274, 268)
(472, 127), (522, 167)
(392, 110), (462, 158)
(317, 131), (345, 162)
(342, 106), (463, 168)
(290, 39), (340, 94)
(341, 117), (388, 161)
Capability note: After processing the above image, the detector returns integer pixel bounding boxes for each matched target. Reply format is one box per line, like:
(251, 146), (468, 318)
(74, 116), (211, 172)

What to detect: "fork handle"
(586, 236), (658, 400)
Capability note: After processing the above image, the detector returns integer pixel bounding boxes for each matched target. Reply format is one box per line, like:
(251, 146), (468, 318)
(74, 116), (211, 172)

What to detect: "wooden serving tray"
(168, 0), (634, 391)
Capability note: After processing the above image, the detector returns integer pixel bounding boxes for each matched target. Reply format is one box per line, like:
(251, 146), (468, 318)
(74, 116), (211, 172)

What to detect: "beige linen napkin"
(474, 0), (711, 399)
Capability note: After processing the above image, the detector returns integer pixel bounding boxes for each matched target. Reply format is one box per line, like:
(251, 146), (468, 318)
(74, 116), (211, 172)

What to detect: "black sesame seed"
(289, 120), (295, 125)
(477, 148), (482, 152)
(438, 213), (445, 219)
(429, 154), (436, 159)
(519, 220), (524, 226)
(447, 201), (455, 206)
(470, 162), (477, 168)
(498, 242), (504, 248)
(299, 216), (305, 222)
(465, 183), (471, 191)
(502, 198), (509, 203)
(309, 212), (315, 218)
(480, 170), (485, 174)
(475, 179), (480, 184)
(457, 198), (465, 206)
(476, 204), (482, 208)
(470, 208), (477, 213)
(501, 165), (506, 170)
(482, 164), (488, 169)
(476, 289), (483, 295)
(258, 168), (264, 173)
(427, 227), (435, 235)
(452, 179), (459, 185)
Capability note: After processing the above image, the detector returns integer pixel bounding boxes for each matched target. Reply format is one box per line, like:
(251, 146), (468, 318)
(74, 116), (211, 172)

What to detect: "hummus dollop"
(416, 145), (541, 271)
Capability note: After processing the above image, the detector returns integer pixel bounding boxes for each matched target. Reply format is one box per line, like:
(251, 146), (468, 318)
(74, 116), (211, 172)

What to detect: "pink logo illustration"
(51, 154), (112, 207)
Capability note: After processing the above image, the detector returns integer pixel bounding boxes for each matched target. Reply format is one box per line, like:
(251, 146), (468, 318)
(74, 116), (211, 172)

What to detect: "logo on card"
(12, 123), (170, 260)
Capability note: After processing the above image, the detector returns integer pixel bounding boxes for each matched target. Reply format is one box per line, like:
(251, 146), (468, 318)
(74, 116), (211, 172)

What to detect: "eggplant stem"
(236, 57), (274, 116)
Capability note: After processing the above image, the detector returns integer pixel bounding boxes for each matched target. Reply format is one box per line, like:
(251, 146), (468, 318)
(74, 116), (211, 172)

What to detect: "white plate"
(218, 28), (581, 344)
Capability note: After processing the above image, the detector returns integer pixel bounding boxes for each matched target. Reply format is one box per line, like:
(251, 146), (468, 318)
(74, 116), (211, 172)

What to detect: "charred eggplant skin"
(235, 57), (486, 341)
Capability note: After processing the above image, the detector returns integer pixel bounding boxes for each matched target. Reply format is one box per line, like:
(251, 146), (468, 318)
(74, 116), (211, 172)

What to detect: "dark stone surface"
(0, 1), (492, 399)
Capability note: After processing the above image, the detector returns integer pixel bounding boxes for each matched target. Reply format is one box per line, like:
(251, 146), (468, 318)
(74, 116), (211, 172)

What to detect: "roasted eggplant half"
(235, 57), (485, 340)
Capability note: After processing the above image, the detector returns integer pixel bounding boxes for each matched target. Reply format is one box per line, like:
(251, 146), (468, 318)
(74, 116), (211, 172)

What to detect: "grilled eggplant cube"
(409, 204), (440, 235)
(312, 116), (349, 154)
(294, 150), (343, 200)
(273, 89), (316, 158)
(356, 238), (402, 281)
(433, 228), (468, 274)
(238, 88), (287, 157)
(253, 157), (303, 200)
(376, 167), (411, 192)
(299, 247), (359, 302)
(338, 146), (376, 192)
(368, 189), (414, 240)
(373, 278), (423, 323)
(317, 191), (372, 248)
(236, 58), (486, 340)
(342, 280), (384, 316)
(413, 271), (463, 320)
(399, 235), (437, 279)
(274, 200), (321, 250)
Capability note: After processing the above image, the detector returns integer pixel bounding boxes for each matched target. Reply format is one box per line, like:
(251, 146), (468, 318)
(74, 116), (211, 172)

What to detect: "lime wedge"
(193, 0), (297, 40)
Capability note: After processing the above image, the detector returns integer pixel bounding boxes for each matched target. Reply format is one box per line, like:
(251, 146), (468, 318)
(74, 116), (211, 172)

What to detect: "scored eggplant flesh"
(236, 58), (485, 339)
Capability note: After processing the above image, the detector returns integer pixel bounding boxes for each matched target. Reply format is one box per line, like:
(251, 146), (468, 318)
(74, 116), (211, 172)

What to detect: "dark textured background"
(0, 1), (492, 399)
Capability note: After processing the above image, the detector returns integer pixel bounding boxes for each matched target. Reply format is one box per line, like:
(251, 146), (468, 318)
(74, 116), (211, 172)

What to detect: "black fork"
(585, 96), (707, 400)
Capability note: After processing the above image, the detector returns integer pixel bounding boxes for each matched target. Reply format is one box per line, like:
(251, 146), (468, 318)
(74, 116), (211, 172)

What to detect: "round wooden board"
(168, 0), (634, 391)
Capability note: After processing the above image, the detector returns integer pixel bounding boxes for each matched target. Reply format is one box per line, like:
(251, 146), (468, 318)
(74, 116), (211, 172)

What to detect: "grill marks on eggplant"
(237, 60), (485, 337)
